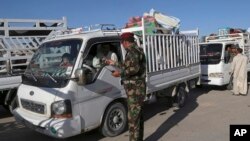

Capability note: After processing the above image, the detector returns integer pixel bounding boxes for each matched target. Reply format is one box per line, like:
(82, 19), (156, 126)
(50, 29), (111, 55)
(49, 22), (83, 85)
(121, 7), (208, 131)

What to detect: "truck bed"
(143, 34), (200, 93)
(0, 75), (21, 90)
(0, 17), (67, 91)
(147, 64), (200, 93)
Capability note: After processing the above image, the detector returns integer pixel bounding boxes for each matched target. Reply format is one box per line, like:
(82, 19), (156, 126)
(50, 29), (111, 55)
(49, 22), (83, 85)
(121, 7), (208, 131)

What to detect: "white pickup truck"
(199, 30), (250, 86)
(0, 17), (67, 111)
(13, 19), (200, 138)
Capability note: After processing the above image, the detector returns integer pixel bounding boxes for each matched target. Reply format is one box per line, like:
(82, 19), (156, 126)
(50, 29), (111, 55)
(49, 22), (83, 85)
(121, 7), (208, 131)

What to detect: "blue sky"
(1, 0), (250, 36)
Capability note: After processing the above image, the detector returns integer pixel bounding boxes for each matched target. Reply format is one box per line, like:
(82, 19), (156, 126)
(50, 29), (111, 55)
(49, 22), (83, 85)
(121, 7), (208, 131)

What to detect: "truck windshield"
(22, 39), (82, 88)
(200, 43), (222, 65)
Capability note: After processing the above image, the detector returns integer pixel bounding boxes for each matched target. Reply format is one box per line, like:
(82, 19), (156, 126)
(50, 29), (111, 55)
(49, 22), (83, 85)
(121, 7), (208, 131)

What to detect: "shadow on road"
(0, 106), (12, 119)
(144, 86), (221, 141)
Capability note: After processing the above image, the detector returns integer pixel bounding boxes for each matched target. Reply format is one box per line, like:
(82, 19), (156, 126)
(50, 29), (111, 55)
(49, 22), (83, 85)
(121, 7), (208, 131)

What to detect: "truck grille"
(21, 99), (46, 114)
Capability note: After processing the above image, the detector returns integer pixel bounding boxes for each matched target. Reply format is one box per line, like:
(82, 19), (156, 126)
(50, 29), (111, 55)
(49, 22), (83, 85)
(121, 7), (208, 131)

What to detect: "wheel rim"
(108, 108), (124, 131)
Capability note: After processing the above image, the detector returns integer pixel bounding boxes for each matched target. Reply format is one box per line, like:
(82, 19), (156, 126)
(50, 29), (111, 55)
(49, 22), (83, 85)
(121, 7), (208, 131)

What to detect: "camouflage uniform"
(116, 44), (146, 141)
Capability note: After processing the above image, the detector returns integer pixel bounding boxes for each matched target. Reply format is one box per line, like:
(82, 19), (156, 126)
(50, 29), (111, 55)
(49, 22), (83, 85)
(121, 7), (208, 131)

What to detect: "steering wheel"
(82, 64), (96, 74)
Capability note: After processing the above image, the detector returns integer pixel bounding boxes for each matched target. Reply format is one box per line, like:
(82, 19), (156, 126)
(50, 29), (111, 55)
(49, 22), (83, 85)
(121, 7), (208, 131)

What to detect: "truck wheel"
(176, 86), (188, 108)
(0, 91), (9, 110)
(100, 102), (127, 137)
(166, 96), (174, 107)
(196, 84), (203, 88)
(3, 105), (9, 111)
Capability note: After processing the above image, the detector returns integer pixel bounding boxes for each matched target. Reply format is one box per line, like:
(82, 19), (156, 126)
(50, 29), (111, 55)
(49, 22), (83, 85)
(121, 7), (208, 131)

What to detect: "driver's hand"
(111, 70), (120, 77)
(105, 59), (115, 65)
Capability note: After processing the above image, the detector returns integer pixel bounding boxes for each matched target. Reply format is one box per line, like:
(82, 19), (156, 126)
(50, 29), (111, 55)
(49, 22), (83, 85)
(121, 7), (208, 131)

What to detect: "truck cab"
(14, 26), (128, 138)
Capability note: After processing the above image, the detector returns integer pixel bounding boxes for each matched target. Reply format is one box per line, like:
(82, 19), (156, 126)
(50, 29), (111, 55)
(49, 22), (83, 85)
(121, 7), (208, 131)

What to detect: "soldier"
(106, 32), (146, 141)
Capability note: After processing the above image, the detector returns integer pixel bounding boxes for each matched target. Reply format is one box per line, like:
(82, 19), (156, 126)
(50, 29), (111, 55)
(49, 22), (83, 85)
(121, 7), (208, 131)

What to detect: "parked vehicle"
(199, 29), (250, 86)
(13, 19), (200, 138)
(0, 17), (67, 112)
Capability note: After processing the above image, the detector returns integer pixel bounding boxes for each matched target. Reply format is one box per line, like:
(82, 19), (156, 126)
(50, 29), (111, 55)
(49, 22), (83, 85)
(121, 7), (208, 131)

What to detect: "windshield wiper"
(40, 71), (58, 84)
(25, 70), (38, 82)
(47, 73), (58, 83)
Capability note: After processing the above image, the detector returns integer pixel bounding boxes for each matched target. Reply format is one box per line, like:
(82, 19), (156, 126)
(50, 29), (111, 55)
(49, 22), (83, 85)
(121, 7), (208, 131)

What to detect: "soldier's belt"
(123, 79), (144, 85)
(123, 80), (137, 85)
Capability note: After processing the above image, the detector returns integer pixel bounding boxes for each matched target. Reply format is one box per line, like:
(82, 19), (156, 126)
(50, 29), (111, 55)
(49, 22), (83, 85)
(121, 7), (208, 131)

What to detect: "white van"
(200, 32), (250, 86)
(13, 21), (200, 138)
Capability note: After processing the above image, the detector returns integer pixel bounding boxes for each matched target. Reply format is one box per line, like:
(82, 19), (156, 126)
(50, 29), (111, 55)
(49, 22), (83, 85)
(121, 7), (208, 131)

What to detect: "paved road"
(1, 86), (250, 141)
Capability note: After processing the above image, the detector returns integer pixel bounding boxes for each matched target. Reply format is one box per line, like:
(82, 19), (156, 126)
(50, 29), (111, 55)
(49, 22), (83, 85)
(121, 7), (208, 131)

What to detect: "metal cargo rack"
(45, 24), (120, 41)
(0, 17), (67, 76)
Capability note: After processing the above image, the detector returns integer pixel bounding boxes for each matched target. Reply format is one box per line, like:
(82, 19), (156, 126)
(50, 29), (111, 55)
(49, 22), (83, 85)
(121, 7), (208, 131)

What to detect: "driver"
(60, 53), (72, 68)
(92, 44), (118, 70)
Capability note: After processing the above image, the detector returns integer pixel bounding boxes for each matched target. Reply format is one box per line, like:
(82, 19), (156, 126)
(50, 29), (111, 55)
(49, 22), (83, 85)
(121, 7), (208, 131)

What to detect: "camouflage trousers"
(124, 79), (146, 141)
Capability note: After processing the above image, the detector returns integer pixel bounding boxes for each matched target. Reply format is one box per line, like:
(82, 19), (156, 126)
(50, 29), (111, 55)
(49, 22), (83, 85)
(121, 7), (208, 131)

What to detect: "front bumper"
(13, 108), (81, 138)
(200, 77), (226, 86)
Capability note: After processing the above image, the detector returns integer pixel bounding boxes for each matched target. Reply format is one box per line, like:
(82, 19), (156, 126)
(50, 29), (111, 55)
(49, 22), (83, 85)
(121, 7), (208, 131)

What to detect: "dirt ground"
(1, 86), (250, 141)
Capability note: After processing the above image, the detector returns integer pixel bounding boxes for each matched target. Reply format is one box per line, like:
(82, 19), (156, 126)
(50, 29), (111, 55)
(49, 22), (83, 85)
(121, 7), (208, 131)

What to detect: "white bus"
(200, 32), (250, 86)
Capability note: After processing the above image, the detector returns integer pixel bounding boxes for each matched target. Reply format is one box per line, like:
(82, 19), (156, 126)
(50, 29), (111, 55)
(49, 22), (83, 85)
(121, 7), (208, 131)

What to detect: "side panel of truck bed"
(0, 75), (21, 89)
(143, 34), (200, 94)
(147, 64), (200, 93)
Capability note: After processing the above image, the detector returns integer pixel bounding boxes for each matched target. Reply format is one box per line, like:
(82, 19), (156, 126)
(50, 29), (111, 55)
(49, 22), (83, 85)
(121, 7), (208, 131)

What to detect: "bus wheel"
(100, 102), (127, 137)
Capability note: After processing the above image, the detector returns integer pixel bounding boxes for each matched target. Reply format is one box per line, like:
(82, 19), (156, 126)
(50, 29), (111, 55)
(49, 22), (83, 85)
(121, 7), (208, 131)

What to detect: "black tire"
(164, 96), (174, 107)
(100, 102), (127, 137)
(176, 86), (188, 108)
(196, 84), (203, 88)
(0, 91), (10, 111)
(3, 105), (9, 111)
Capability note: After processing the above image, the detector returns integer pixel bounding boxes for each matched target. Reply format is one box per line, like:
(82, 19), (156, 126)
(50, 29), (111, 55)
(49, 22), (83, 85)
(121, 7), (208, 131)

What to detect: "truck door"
(76, 38), (125, 128)
(223, 44), (235, 84)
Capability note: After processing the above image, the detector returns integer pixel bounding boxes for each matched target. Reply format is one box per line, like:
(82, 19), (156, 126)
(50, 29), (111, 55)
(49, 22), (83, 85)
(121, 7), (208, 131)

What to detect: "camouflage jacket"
(115, 44), (146, 81)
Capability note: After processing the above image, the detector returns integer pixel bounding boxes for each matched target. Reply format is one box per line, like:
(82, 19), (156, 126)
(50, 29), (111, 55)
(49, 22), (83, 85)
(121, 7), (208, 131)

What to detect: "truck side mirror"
(74, 68), (86, 85)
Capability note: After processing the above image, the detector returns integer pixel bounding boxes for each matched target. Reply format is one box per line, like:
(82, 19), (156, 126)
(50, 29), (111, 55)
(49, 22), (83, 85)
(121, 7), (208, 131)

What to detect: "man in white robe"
(230, 48), (248, 95)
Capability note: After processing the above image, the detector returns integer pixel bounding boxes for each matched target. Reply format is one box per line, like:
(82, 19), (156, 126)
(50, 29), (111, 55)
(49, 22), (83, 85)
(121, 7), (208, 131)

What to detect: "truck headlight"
(209, 72), (224, 78)
(51, 100), (72, 118)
